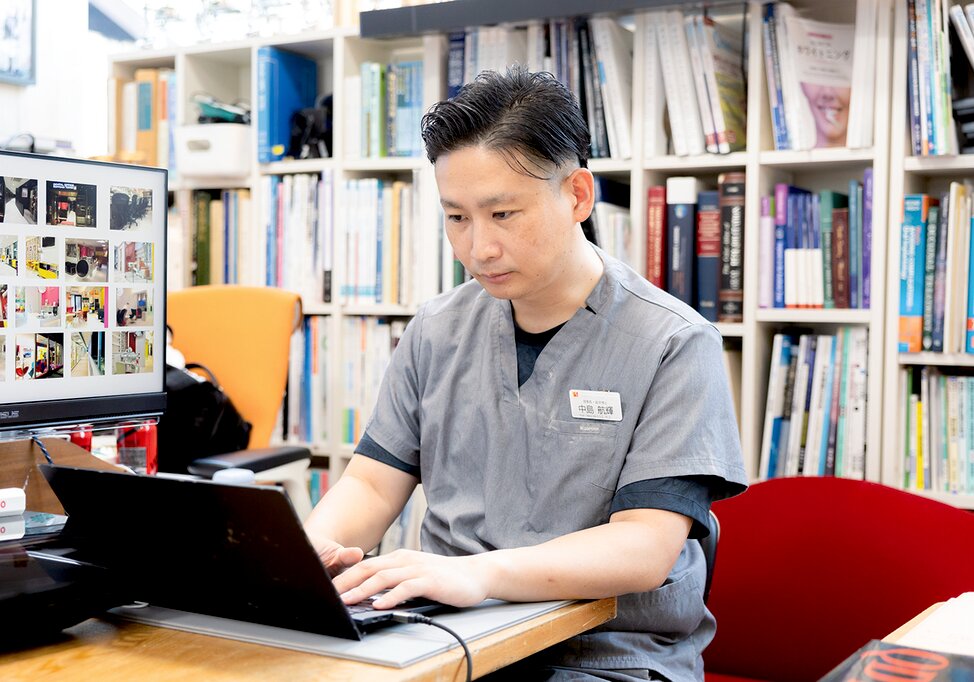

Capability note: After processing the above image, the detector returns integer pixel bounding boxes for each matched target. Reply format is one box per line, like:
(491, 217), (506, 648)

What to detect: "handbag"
(156, 362), (252, 474)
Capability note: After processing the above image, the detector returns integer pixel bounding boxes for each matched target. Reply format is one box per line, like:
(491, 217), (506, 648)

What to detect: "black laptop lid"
(40, 465), (362, 639)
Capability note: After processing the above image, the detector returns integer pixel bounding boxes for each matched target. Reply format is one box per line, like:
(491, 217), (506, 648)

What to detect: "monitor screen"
(0, 151), (166, 431)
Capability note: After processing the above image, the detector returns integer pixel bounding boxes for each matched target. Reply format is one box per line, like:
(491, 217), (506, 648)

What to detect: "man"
(304, 66), (747, 681)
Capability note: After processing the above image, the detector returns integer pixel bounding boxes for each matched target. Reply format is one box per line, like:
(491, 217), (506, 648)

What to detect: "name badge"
(569, 390), (622, 422)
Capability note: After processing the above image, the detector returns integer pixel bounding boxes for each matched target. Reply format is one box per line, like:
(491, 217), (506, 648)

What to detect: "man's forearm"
(478, 509), (692, 602)
(304, 455), (417, 553)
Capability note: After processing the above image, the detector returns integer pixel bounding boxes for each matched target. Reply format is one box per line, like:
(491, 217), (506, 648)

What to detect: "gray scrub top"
(363, 248), (748, 681)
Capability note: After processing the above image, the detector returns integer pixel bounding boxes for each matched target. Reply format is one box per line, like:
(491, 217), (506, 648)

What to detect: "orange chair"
(166, 285), (312, 519)
(704, 477), (974, 682)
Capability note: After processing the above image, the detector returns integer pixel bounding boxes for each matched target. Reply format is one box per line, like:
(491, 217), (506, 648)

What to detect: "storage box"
(174, 124), (251, 179)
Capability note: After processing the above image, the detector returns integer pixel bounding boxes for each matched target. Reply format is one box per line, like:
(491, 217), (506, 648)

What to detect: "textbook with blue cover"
(257, 47), (318, 163)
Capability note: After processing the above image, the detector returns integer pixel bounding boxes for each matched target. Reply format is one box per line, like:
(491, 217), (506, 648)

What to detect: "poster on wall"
(0, 0), (35, 86)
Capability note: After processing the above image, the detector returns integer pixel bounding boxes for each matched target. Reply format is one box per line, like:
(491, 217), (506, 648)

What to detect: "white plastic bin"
(174, 124), (251, 179)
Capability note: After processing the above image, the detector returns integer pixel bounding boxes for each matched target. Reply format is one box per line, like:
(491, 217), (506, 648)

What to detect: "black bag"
(156, 362), (252, 474)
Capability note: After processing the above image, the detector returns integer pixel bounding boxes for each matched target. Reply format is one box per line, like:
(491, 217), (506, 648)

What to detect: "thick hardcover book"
(821, 639), (974, 681)
(645, 185), (667, 288)
(819, 190), (849, 309)
(695, 190), (721, 322)
(666, 177), (703, 306)
(717, 171), (745, 321)
(832, 207), (851, 309)
(257, 46), (318, 163)
(848, 180), (862, 308)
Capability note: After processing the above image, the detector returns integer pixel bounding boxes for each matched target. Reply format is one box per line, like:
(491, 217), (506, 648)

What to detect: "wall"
(0, 0), (127, 158)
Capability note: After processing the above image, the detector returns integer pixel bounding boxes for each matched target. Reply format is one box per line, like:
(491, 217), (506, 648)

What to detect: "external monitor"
(0, 151), (167, 432)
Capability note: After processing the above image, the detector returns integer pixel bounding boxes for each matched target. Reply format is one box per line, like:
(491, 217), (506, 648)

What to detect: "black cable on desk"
(391, 612), (472, 682)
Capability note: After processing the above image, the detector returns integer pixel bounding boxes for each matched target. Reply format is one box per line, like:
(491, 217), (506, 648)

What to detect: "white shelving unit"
(883, 0), (974, 506)
(110, 0), (901, 493)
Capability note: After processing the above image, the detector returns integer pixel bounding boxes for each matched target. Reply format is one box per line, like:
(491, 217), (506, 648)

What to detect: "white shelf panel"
(755, 308), (873, 325)
(588, 158), (635, 174)
(903, 155), (974, 175)
(303, 303), (336, 316)
(715, 323), (745, 338)
(343, 157), (426, 172)
(899, 352), (974, 367)
(901, 488), (974, 510)
(261, 158), (337, 175)
(759, 148), (874, 169)
(643, 152), (747, 172)
(169, 176), (254, 191)
(341, 303), (417, 316)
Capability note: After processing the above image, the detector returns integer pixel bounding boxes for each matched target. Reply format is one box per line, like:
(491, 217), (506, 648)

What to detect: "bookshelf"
(109, 0), (904, 500)
(884, 0), (974, 509)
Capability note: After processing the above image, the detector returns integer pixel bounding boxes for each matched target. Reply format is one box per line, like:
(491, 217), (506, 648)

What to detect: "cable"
(31, 436), (54, 464)
(391, 612), (472, 682)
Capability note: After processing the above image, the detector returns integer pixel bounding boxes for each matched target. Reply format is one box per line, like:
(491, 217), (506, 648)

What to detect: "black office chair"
(699, 510), (720, 604)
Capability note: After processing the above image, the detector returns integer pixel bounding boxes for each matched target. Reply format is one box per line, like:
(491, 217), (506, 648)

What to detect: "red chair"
(704, 477), (974, 682)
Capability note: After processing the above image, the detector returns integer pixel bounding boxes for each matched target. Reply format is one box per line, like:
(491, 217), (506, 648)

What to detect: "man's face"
(434, 145), (586, 306)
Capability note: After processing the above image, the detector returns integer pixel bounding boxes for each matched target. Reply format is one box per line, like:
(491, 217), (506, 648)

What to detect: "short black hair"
(421, 65), (591, 179)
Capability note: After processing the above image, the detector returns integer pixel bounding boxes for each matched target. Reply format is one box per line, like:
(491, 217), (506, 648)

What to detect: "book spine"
(257, 48), (271, 163)
(759, 195), (774, 308)
(848, 180), (861, 308)
(696, 190), (721, 322)
(832, 207), (851, 309)
(447, 31), (466, 98)
(667, 200), (696, 305)
(645, 185), (667, 288)
(968, 213), (974, 352)
(718, 171), (745, 321)
(899, 194), (930, 352)
(922, 204), (941, 351)
(907, 0), (924, 155)
(862, 167), (873, 308)
(773, 183), (788, 307)
(932, 191), (949, 351)
(762, 3), (790, 150)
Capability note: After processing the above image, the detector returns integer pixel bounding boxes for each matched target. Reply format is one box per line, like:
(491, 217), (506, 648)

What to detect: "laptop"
(40, 464), (442, 640)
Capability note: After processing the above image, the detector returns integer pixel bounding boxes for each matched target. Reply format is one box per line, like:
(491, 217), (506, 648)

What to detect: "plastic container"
(174, 123), (251, 179)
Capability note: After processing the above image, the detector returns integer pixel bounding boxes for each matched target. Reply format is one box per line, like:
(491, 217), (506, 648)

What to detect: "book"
(717, 171), (745, 321)
(698, 12), (747, 153)
(134, 68), (160, 167)
(819, 190), (849, 309)
(922, 204), (941, 351)
(762, 3), (790, 150)
(642, 12), (667, 157)
(779, 9), (855, 149)
(820, 639), (974, 681)
(759, 333), (794, 479)
(759, 195), (774, 308)
(257, 46), (318, 164)
(645, 185), (666, 289)
(899, 194), (935, 352)
(832, 207), (851, 309)
(846, 0), (878, 148)
(695, 190), (721, 322)
(684, 12), (718, 154)
(446, 31), (466, 98)
(666, 176), (704, 306)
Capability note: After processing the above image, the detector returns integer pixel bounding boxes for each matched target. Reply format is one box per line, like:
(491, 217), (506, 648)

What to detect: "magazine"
(780, 12), (855, 149)
(820, 639), (974, 681)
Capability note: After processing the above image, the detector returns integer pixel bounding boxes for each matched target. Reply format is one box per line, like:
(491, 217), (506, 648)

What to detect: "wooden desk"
(0, 598), (616, 681)
(883, 603), (944, 644)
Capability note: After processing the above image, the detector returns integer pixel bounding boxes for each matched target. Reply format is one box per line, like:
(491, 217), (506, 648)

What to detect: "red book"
(645, 185), (666, 288)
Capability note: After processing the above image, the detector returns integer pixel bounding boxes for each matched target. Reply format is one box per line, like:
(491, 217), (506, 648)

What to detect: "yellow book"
(133, 68), (159, 166)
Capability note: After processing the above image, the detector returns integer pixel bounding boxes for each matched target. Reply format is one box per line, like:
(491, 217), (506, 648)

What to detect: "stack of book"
(645, 173), (745, 323)
(643, 7), (747, 157)
(357, 59), (424, 158)
(341, 316), (407, 445)
(900, 366), (974, 494)
(447, 17), (632, 159)
(759, 169), (874, 310)
(109, 68), (177, 169)
(338, 176), (421, 307)
(897, 184), (974, 355)
(759, 327), (869, 480)
(761, 1), (877, 150)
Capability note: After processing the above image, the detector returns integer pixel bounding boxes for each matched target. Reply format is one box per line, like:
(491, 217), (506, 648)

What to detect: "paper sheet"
(896, 592), (974, 656)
